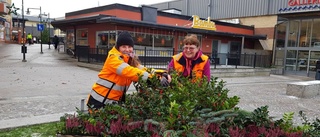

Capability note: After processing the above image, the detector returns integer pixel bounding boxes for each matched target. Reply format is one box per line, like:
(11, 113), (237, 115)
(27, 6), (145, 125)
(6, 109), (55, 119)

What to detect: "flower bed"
(57, 72), (320, 136)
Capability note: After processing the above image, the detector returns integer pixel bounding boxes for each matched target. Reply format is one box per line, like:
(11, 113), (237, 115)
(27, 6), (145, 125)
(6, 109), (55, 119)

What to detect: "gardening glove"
(160, 73), (172, 87)
(161, 73), (172, 83)
(160, 76), (170, 87)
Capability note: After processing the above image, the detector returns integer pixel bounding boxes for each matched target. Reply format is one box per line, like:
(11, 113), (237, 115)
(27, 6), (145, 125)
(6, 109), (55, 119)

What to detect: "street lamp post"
(21, 0), (26, 62)
(48, 13), (51, 49)
(26, 6), (45, 54)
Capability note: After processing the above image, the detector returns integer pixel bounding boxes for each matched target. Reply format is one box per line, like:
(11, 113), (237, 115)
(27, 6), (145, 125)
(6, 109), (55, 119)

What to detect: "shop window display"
(76, 29), (88, 45)
(66, 30), (75, 50)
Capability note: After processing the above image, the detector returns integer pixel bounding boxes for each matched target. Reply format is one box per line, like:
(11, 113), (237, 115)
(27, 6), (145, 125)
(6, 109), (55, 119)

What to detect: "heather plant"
(58, 72), (319, 136)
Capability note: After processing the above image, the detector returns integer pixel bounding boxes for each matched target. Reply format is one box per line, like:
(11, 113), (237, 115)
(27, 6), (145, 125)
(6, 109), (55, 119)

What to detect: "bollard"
(225, 58), (228, 67)
(81, 99), (85, 112)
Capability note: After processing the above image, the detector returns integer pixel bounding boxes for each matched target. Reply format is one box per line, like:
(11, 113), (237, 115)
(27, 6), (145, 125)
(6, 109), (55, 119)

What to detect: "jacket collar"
(109, 46), (130, 63)
(177, 52), (204, 66)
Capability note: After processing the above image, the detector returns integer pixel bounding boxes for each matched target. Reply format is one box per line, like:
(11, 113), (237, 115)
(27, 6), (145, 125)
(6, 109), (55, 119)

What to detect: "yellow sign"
(192, 15), (216, 31)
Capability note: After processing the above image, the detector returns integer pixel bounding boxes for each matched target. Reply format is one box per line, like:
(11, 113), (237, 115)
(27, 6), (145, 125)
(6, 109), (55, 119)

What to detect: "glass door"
(297, 50), (309, 72)
(285, 50), (297, 71)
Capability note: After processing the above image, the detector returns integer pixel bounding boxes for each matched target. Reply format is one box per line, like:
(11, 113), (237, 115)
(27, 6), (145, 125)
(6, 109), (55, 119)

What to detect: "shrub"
(58, 72), (319, 136)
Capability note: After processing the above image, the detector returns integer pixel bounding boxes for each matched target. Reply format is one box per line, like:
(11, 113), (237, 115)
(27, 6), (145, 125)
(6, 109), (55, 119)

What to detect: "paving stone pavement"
(0, 43), (319, 130)
(222, 75), (320, 125)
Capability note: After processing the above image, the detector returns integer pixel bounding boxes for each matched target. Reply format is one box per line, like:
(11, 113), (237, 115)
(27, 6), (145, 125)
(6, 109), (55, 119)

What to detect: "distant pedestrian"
(53, 35), (59, 50)
(33, 37), (37, 44)
(27, 33), (32, 45)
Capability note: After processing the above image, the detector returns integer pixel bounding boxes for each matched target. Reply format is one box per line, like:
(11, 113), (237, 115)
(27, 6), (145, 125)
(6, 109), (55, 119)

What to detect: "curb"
(0, 112), (75, 130)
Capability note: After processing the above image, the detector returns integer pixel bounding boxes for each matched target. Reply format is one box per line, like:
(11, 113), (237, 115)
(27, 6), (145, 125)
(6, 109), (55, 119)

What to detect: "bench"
(286, 80), (320, 98)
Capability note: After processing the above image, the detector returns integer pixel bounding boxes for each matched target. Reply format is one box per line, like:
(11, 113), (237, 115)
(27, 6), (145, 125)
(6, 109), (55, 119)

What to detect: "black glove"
(160, 76), (170, 87)
(162, 73), (169, 79)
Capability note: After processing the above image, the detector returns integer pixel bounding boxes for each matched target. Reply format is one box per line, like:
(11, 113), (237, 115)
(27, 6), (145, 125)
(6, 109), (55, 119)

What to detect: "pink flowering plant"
(58, 71), (320, 136)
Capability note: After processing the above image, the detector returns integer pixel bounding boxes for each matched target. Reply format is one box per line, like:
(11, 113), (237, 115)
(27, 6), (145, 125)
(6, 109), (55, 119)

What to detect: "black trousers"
(54, 43), (58, 49)
(27, 39), (32, 45)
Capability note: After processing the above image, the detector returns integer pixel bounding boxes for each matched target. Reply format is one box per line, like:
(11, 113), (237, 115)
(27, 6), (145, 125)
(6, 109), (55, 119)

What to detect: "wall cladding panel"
(189, 0), (208, 18)
(151, 3), (168, 10)
(169, 0), (185, 13)
(212, 0), (269, 19)
(269, 0), (289, 14)
(212, 0), (225, 19)
(150, 0), (301, 19)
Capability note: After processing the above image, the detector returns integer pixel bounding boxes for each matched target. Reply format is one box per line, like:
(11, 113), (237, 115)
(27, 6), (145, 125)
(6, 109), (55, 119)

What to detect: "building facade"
(0, 0), (12, 43)
(151, 0), (320, 77)
(12, 15), (55, 44)
(52, 4), (267, 66)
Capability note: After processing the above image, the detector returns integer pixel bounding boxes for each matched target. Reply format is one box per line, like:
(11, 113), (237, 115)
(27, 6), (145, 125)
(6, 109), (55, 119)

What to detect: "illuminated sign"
(192, 15), (216, 31)
(279, 0), (320, 12)
(288, 0), (320, 6)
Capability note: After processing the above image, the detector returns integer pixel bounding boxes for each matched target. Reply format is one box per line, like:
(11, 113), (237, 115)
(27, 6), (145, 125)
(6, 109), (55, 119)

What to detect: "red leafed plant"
(57, 74), (320, 136)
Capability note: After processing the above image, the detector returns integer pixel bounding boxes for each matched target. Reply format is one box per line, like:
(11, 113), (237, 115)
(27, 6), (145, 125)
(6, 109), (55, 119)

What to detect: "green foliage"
(0, 122), (63, 136)
(251, 106), (273, 127)
(298, 110), (320, 136)
(41, 27), (50, 44)
(276, 112), (295, 132)
(58, 73), (319, 136)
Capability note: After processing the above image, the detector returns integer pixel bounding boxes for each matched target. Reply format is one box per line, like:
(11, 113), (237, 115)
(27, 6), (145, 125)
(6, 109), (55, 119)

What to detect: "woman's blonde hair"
(183, 34), (200, 47)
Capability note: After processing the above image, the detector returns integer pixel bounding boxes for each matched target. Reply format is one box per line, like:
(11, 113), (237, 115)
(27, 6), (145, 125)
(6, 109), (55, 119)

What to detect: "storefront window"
(299, 20), (312, 47)
(230, 41), (241, 54)
(66, 30), (75, 49)
(154, 34), (173, 48)
(133, 32), (152, 49)
(109, 32), (116, 47)
(96, 31), (116, 48)
(5, 22), (10, 41)
(311, 19), (320, 47)
(0, 24), (4, 40)
(275, 22), (287, 48)
(288, 20), (299, 47)
(274, 49), (285, 66)
(96, 31), (108, 47)
(297, 51), (309, 71)
(76, 29), (88, 45)
(285, 50), (297, 71)
(309, 51), (320, 71)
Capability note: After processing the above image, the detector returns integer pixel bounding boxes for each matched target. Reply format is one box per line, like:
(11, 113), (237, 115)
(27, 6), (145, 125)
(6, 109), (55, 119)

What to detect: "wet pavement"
(0, 43), (319, 130)
(0, 43), (99, 129)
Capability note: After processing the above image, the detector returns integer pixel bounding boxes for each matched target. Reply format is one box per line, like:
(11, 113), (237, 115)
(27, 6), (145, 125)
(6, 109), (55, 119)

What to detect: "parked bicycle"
(66, 48), (75, 57)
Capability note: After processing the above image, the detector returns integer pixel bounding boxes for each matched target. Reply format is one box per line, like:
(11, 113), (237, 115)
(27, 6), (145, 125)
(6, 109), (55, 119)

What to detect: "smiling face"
(182, 34), (200, 59)
(118, 45), (133, 55)
(183, 44), (199, 59)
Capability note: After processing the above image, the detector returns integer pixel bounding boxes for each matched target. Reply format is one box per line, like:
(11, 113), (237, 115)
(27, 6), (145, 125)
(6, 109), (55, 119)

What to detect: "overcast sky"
(11, 0), (172, 18)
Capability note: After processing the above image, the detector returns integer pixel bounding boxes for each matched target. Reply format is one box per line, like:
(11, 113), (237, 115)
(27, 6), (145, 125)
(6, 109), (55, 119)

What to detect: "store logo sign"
(279, 0), (320, 13)
(288, 0), (320, 6)
(192, 15), (216, 31)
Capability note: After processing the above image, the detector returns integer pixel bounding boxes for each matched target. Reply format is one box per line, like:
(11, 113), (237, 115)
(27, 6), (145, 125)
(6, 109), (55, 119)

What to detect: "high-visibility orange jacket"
(87, 47), (150, 109)
(172, 53), (209, 80)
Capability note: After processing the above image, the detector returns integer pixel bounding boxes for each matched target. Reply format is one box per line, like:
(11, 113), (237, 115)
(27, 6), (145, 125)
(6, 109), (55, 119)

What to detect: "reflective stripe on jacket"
(87, 47), (150, 108)
(172, 53), (209, 79)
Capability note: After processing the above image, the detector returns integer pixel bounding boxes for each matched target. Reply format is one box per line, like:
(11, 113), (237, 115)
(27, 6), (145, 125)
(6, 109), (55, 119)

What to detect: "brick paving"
(0, 43), (319, 130)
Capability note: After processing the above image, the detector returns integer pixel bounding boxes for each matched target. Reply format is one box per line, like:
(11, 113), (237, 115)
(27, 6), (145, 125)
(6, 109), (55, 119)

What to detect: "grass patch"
(0, 121), (63, 137)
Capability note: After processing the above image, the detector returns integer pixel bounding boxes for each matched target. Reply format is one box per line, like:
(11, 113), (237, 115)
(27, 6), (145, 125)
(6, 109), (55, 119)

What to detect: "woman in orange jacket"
(87, 31), (170, 109)
(167, 34), (210, 81)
